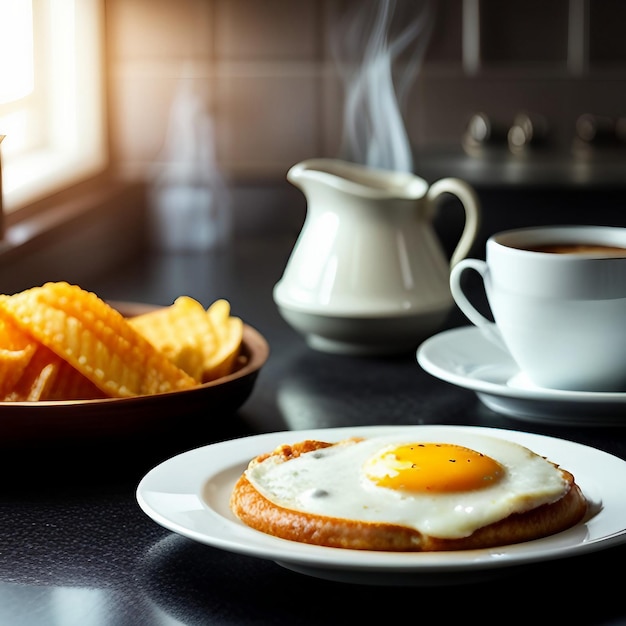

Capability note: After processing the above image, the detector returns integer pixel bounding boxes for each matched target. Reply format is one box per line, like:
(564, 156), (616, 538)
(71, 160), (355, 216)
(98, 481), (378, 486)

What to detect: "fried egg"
(245, 432), (570, 539)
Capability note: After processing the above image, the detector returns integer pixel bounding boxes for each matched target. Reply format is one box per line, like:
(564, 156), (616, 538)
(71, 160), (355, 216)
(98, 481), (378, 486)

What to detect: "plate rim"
(136, 424), (626, 579)
(417, 325), (626, 404)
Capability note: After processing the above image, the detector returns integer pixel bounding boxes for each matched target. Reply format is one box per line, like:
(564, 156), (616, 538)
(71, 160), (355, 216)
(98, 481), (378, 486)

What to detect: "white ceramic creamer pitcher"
(273, 158), (481, 355)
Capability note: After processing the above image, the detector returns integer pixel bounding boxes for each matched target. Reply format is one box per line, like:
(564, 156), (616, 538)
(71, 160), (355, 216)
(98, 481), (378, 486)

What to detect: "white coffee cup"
(449, 225), (626, 392)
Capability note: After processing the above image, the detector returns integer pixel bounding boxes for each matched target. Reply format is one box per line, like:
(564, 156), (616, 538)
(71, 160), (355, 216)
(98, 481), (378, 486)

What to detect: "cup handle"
(426, 178), (481, 268)
(449, 258), (506, 348)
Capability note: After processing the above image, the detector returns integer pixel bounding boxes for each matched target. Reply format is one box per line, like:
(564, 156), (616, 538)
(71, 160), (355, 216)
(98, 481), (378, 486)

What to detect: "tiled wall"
(107, 0), (330, 182)
(105, 0), (626, 233)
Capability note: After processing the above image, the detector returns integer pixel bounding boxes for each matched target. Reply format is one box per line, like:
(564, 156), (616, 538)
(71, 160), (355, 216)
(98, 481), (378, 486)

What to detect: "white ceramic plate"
(136, 425), (626, 586)
(417, 325), (626, 426)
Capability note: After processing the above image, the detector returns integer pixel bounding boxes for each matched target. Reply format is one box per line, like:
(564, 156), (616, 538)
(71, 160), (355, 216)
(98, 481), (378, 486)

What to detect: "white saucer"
(417, 326), (626, 426)
(136, 425), (626, 586)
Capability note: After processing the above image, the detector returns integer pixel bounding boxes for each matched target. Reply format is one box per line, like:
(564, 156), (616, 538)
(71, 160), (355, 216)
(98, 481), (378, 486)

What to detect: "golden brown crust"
(230, 439), (588, 552)
(253, 439), (340, 464)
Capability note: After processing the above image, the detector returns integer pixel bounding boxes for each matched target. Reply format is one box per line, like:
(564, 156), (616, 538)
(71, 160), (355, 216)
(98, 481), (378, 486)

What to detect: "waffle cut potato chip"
(127, 296), (213, 381)
(0, 312), (110, 401)
(128, 296), (244, 383)
(205, 299), (244, 380)
(0, 282), (200, 399)
(0, 316), (39, 399)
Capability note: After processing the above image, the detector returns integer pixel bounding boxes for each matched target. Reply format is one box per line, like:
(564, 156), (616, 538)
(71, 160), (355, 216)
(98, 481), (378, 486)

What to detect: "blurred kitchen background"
(1, 0), (626, 288)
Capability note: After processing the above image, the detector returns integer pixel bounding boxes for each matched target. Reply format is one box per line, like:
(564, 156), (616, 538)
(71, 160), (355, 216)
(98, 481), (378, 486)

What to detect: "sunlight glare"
(0, 0), (34, 104)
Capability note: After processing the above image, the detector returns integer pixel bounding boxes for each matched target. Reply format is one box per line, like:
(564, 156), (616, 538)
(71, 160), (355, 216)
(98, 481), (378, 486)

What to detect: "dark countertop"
(1, 234), (625, 626)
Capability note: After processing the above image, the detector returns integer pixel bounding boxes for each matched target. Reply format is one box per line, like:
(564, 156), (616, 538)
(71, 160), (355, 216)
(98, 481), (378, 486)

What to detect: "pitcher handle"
(425, 178), (481, 268)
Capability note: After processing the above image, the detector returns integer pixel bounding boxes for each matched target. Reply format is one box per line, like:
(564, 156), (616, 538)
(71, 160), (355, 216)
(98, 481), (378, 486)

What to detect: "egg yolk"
(364, 443), (505, 493)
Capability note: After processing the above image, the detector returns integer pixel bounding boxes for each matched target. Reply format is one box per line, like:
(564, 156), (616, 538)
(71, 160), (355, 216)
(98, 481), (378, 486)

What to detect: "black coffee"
(527, 243), (626, 257)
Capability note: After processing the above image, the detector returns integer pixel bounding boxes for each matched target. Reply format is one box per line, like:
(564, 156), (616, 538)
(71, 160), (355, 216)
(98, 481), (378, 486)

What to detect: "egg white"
(245, 432), (570, 539)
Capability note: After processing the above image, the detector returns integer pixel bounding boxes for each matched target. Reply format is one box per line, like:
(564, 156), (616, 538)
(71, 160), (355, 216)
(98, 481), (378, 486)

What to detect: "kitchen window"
(0, 0), (107, 217)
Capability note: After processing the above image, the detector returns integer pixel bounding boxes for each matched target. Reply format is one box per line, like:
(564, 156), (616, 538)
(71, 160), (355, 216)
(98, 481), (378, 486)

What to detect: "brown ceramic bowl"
(0, 301), (270, 443)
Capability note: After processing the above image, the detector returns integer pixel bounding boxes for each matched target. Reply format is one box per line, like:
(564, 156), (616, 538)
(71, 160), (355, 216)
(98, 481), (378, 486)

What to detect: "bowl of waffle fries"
(0, 282), (269, 441)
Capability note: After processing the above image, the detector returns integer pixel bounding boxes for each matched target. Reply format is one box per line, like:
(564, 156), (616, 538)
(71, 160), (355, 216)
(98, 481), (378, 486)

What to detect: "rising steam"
(331, 0), (436, 173)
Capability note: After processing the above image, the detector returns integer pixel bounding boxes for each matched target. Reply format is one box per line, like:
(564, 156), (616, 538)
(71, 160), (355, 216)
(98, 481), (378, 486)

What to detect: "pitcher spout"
(287, 158), (428, 200)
